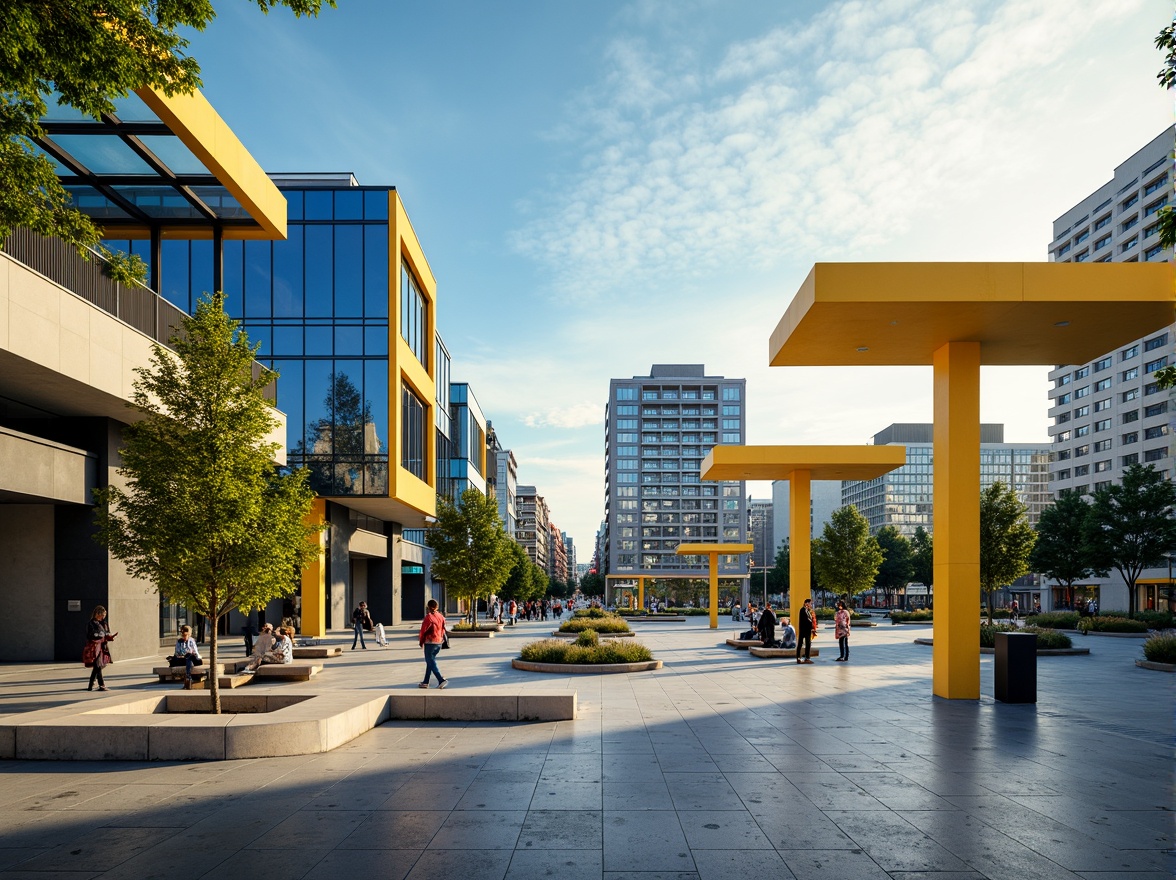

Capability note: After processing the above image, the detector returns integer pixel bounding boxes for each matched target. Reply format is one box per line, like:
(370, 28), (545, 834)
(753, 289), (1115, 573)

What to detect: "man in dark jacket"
(351, 601), (371, 650)
(796, 598), (817, 664)
(757, 602), (777, 648)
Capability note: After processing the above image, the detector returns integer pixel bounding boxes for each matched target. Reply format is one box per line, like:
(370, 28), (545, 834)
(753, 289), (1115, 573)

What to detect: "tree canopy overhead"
(811, 505), (883, 603)
(1029, 491), (1096, 609)
(424, 488), (515, 626)
(94, 291), (320, 712)
(979, 481), (1036, 623)
(0, 0), (334, 249)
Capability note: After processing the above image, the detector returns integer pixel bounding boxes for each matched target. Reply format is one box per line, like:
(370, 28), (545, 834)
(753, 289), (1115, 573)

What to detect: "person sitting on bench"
(166, 625), (203, 688)
(757, 602), (778, 648)
(241, 624), (290, 673)
(779, 618), (797, 650)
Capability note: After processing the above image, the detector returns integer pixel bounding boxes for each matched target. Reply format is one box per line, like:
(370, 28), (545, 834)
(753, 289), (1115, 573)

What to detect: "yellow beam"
(300, 498), (327, 637)
(676, 542), (753, 629)
(932, 342), (981, 700)
(701, 444), (907, 482)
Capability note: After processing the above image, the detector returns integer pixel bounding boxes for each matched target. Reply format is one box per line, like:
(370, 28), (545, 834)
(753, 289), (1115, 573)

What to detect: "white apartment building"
(1046, 130), (1174, 613)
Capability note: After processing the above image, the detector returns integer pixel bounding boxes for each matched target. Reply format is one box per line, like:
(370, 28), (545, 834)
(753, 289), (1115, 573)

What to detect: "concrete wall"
(0, 505), (56, 660)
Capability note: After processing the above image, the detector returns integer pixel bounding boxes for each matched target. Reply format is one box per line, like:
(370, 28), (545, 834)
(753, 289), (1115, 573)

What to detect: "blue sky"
(187, 0), (1172, 552)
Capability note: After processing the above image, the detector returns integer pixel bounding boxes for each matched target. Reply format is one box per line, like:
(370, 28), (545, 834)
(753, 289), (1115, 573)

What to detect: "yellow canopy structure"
(675, 542), (754, 629)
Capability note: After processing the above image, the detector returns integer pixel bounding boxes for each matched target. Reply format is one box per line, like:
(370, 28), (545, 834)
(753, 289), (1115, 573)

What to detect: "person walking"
(84, 605), (116, 691)
(167, 624), (203, 688)
(351, 601), (371, 650)
(757, 602), (777, 647)
(834, 600), (851, 662)
(418, 599), (448, 689)
(796, 598), (817, 664)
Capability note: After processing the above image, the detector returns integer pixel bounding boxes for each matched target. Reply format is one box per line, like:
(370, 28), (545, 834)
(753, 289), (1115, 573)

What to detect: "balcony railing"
(3, 227), (274, 400)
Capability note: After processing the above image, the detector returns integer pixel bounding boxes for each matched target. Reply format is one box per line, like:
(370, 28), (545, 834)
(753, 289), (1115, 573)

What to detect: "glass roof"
(51, 135), (156, 175)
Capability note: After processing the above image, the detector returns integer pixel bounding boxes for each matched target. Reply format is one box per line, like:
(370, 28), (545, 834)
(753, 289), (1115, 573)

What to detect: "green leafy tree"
(547, 574), (568, 599)
(874, 526), (914, 609)
(1, 1), (334, 251)
(979, 482), (1037, 623)
(812, 505), (883, 604)
(529, 562), (549, 602)
(1030, 491), (1095, 609)
(424, 488), (514, 628)
(910, 526), (934, 595)
(578, 570), (604, 598)
(1084, 465), (1176, 617)
(498, 541), (532, 604)
(767, 541), (790, 597)
(94, 292), (320, 713)
(1154, 16), (1176, 257)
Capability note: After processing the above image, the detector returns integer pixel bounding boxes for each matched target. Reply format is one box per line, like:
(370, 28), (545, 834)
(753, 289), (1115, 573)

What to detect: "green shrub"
(519, 638), (654, 664)
(891, 609), (933, 622)
(1132, 610), (1174, 628)
(575, 629), (599, 647)
(1142, 633), (1176, 664)
(451, 622), (500, 631)
(980, 623), (1018, 647)
(573, 607), (608, 619)
(1077, 617), (1094, 635)
(559, 616), (631, 634)
(1020, 626), (1073, 649)
(1091, 616), (1148, 633)
(1031, 612), (1079, 629)
(665, 607), (709, 615)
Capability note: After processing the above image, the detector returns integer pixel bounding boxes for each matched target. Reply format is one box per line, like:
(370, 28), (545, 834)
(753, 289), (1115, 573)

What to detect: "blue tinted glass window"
(284, 190), (303, 221)
(190, 239), (213, 307)
(365, 363), (387, 449)
(273, 227), (303, 318)
(364, 325), (388, 355)
(304, 359), (334, 441)
(331, 360), (365, 454)
(335, 325), (362, 355)
(364, 225), (388, 317)
(273, 359), (302, 450)
(364, 191), (388, 220)
(244, 240), (272, 318)
(222, 240), (243, 317)
(304, 226), (332, 316)
(161, 239), (188, 307)
(333, 226), (363, 317)
(335, 190), (362, 220)
(305, 325), (332, 355)
(272, 325), (302, 356)
(245, 324), (271, 357)
(304, 190), (332, 220)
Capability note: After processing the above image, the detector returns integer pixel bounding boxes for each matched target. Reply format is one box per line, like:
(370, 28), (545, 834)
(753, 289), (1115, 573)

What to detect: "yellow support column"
(932, 341), (981, 700)
(789, 470), (812, 614)
(638, 576), (645, 612)
(708, 553), (720, 629)
(300, 498), (327, 637)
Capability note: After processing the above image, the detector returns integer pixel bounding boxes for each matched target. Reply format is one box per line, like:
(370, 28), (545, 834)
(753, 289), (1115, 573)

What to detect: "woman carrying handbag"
(83, 605), (117, 691)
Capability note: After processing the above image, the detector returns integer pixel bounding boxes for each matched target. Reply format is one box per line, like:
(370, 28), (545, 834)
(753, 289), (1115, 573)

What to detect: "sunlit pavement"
(0, 618), (1171, 879)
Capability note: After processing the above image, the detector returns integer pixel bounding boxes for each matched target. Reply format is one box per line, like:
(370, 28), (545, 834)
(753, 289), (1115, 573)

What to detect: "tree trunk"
(985, 590), (994, 625)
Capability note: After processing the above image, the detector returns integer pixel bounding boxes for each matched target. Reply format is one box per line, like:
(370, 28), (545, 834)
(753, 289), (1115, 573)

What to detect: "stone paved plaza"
(0, 617), (1171, 879)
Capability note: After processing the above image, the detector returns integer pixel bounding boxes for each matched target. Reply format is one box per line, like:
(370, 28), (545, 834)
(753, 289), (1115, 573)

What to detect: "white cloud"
(523, 402), (604, 429)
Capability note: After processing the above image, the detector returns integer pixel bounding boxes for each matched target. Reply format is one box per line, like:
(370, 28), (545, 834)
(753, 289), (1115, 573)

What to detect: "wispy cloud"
(523, 402), (603, 429)
(511, 0), (1149, 302)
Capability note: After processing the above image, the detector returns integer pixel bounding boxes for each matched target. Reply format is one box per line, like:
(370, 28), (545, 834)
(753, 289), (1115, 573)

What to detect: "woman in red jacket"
(418, 599), (449, 689)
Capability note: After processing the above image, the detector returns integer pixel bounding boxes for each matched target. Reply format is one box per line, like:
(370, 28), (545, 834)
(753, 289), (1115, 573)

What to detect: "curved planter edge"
(1135, 658), (1175, 672)
(914, 637), (1090, 655)
(512, 658), (662, 674)
(551, 631), (636, 638)
(448, 630), (497, 639)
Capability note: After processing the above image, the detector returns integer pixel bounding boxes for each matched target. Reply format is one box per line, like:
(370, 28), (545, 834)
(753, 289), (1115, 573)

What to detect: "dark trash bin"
(994, 631), (1037, 703)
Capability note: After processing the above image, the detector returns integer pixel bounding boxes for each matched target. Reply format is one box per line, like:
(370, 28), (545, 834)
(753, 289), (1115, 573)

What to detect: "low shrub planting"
(1031, 612), (1079, 629)
(1142, 633), (1176, 664)
(573, 607), (608, 619)
(575, 629), (599, 647)
(891, 609), (933, 622)
(1090, 616), (1148, 633)
(814, 608), (870, 620)
(979, 623), (1017, 647)
(1132, 610), (1174, 629)
(519, 638), (654, 664)
(451, 622), (500, 632)
(1020, 626), (1073, 649)
(559, 615), (631, 634)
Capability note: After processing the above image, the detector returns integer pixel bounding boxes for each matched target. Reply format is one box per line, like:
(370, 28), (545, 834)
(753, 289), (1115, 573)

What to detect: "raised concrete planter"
(913, 638), (1090, 655)
(552, 630), (636, 638)
(511, 658), (662, 674)
(725, 638), (762, 649)
(252, 663), (322, 681)
(153, 663), (225, 682)
(447, 629), (498, 639)
(1135, 659), (1175, 672)
(625, 616), (687, 622)
(388, 691), (576, 721)
(1061, 630), (1151, 638)
(749, 647), (821, 659)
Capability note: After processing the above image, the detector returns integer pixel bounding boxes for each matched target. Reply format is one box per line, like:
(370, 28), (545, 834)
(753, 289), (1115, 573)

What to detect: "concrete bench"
(725, 638), (762, 649)
(291, 646), (343, 659)
(153, 663), (224, 683)
(251, 663), (322, 682)
(749, 646), (820, 659)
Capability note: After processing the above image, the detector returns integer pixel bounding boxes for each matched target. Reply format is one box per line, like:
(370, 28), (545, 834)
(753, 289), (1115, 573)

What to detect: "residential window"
(1093, 398), (1112, 413)
(399, 265), (429, 369)
(1144, 382), (1161, 396)
(1094, 481), (1112, 492)
(1073, 250), (1089, 263)
(1094, 378), (1112, 392)
(1074, 405), (1090, 418)
(1073, 484), (1089, 495)
(722, 387), (741, 401)
(400, 383), (427, 479)
(1121, 409), (1139, 423)
(1073, 229), (1089, 244)
(1053, 468), (1071, 480)
(1145, 401), (1168, 417)
(1145, 244), (1165, 260)
(1074, 366), (1090, 380)
(1121, 236), (1138, 252)
(1054, 450), (1071, 461)
(1144, 195), (1168, 216)
(1093, 439), (1112, 453)
(1075, 444), (1089, 457)
(616, 459), (637, 470)
(1056, 243), (1071, 257)
(1056, 392), (1071, 405)
(1144, 425), (1168, 440)
(616, 386), (637, 400)
(1093, 356), (1113, 372)
(1093, 459), (1112, 473)
(642, 391), (659, 400)
(1144, 447), (1166, 462)
(1074, 464), (1089, 476)
(1122, 432), (1138, 444)
(1075, 425), (1090, 437)
(1145, 222), (1160, 239)
(1056, 411), (1071, 424)
(1054, 430), (1071, 442)
(1121, 193), (1139, 210)
(721, 432), (741, 443)
(615, 419), (637, 429)
(721, 405), (740, 416)
(1122, 388), (1140, 402)
(1074, 385), (1089, 399)
(1122, 344), (1139, 360)
(1057, 374), (1072, 386)
(1145, 357), (1168, 373)
(1094, 419), (1111, 432)
(615, 405), (637, 415)
(1121, 215), (1140, 232)
(1122, 366), (1139, 381)
(1094, 214), (1111, 230)
(721, 419), (740, 430)
(1144, 174), (1167, 195)
(1094, 234), (1111, 251)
